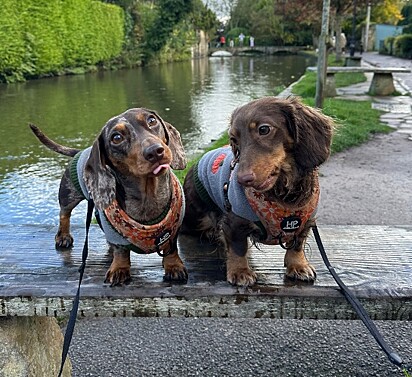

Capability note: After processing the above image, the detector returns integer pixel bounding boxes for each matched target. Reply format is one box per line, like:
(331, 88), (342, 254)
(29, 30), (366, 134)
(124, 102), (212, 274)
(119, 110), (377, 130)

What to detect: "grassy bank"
(175, 69), (392, 182)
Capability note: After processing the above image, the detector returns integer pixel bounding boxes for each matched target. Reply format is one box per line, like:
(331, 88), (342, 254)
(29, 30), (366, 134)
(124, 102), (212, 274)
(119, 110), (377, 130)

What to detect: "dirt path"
(317, 131), (412, 225)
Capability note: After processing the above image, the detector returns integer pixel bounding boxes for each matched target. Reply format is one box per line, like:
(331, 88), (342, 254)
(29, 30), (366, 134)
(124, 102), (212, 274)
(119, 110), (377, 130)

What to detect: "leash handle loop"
(312, 224), (406, 371)
(58, 199), (94, 377)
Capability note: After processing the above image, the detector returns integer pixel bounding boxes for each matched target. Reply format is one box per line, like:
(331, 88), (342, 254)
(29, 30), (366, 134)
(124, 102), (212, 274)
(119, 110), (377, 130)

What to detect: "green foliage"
(0, 1), (31, 82)
(382, 34), (412, 58)
(0, 0), (124, 83)
(156, 21), (197, 63)
(381, 36), (396, 55)
(398, 3), (412, 26)
(229, 0), (318, 46)
(144, 0), (193, 61)
(119, 0), (201, 66)
(393, 34), (412, 58)
(191, 0), (219, 33)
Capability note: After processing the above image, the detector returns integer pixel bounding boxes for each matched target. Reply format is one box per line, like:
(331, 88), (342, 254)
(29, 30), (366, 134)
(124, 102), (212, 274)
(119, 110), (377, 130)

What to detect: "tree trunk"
(315, 0), (331, 109)
(335, 14), (343, 62)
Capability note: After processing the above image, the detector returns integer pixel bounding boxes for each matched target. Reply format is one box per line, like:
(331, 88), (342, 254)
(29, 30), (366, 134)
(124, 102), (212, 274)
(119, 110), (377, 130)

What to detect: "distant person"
(229, 38), (234, 48)
(341, 33), (347, 53)
(238, 33), (245, 46)
(249, 36), (255, 48)
(220, 35), (226, 47)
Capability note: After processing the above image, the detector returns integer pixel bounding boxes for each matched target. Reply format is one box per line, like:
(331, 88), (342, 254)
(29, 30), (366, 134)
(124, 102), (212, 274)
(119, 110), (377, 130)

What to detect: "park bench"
(1, 224), (411, 375)
(306, 66), (411, 96)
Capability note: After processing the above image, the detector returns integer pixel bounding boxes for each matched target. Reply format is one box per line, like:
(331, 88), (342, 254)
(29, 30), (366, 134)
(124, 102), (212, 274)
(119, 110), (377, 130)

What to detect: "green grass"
(291, 71), (367, 98)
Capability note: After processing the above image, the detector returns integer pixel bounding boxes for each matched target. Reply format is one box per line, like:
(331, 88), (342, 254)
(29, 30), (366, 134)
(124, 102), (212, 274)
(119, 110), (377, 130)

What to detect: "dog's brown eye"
(111, 132), (124, 144)
(258, 124), (270, 135)
(230, 137), (237, 145)
(147, 116), (158, 127)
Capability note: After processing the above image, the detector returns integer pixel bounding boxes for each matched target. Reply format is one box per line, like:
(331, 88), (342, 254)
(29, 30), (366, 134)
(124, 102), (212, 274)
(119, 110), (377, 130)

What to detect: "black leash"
(58, 199), (94, 377)
(312, 224), (411, 376)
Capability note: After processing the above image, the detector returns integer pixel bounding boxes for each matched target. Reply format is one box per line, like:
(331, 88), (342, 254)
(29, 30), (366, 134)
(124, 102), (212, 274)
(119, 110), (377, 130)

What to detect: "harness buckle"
(278, 233), (297, 250)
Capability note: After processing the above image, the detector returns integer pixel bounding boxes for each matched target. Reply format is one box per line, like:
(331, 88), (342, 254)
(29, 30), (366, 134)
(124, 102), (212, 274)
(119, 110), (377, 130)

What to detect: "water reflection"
(0, 54), (315, 224)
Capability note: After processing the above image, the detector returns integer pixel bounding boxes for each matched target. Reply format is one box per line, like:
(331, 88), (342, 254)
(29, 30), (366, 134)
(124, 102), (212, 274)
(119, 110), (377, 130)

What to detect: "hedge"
(0, 0), (125, 83)
(382, 34), (412, 58)
(393, 34), (412, 58)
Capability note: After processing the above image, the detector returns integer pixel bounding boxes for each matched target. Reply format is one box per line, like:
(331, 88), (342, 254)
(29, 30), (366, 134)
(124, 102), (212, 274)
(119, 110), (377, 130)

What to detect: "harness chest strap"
(103, 173), (184, 255)
(223, 150), (319, 244)
(245, 182), (320, 245)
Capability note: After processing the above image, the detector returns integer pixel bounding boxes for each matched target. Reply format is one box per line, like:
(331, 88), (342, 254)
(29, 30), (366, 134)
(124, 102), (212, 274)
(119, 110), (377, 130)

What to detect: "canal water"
(0, 54), (316, 225)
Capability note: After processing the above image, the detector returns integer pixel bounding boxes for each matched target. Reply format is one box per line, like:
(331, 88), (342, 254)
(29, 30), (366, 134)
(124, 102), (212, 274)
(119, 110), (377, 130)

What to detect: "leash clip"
(278, 233), (297, 250)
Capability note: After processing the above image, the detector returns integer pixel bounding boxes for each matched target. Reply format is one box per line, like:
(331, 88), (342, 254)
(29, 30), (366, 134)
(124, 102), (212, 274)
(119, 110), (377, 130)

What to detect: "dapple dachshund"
(182, 97), (334, 286)
(30, 108), (188, 286)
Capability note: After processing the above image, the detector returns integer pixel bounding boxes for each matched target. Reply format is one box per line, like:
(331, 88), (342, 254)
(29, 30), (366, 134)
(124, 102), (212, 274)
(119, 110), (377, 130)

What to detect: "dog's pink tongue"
(153, 164), (170, 175)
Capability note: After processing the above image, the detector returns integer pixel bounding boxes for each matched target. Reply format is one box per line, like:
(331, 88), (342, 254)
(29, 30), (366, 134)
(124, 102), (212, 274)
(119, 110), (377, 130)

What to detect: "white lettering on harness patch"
(281, 216), (302, 232)
(155, 230), (171, 246)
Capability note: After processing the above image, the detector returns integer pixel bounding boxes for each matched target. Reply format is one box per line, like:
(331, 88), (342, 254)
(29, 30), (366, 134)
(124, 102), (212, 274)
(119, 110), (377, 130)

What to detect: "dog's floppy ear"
(84, 133), (116, 210)
(284, 98), (334, 171)
(163, 121), (187, 170)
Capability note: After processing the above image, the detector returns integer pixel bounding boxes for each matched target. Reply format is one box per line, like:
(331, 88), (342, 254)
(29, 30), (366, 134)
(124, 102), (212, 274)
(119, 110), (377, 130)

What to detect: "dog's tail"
(29, 123), (81, 157)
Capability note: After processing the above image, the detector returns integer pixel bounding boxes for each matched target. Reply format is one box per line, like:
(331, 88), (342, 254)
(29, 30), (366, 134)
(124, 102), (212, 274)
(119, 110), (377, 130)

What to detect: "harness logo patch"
(281, 216), (301, 232)
(155, 230), (171, 247)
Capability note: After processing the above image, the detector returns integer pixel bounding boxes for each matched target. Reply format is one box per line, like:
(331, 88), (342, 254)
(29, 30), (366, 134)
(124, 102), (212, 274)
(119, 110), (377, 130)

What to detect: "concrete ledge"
(0, 224), (411, 320)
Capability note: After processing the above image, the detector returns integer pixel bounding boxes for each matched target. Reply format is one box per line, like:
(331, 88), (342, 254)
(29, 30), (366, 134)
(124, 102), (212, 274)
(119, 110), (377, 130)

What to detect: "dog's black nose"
(237, 172), (255, 186)
(143, 144), (165, 163)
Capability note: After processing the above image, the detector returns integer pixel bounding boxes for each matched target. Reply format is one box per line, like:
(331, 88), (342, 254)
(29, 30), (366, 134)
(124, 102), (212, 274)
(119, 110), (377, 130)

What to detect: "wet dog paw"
(227, 268), (257, 286)
(55, 233), (74, 249)
(163, 264), (188, 282)
(285, 263), (316, 282)
(105, 267), (131, 287)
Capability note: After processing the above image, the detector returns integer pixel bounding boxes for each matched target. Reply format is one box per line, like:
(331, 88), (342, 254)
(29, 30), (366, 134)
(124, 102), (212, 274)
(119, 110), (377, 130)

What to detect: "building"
(363, 24), (404, 51)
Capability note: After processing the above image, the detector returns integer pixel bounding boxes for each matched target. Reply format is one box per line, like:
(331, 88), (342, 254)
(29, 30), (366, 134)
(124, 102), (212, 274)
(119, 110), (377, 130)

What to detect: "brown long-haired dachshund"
(182, 97), (334, 286)
(30, 108), (188, 286)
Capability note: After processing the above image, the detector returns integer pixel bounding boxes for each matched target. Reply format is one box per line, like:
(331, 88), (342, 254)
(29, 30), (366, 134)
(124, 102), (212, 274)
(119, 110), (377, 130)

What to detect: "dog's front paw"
(285, 263), (316, 282)
(227, 268), (257, 286)
(163, 253), (188, 282)
(163, 265), (188, 282)
(105, 267), (131, 287)
(55, 233), (73, 249)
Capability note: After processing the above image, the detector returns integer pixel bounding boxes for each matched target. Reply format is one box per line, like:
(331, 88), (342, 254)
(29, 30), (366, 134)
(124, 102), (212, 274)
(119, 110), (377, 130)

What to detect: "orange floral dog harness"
(103, 172), (184, 255)
(244, 184), (319, 245)
(70, 147), (184, 256)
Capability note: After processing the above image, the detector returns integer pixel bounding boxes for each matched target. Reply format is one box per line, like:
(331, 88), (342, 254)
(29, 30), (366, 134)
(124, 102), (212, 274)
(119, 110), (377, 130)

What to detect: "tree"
(203, 0), (237, 26)
(371, 0), (403, 24)
(398, 2), (412, 33)
(316, 0), (331, 109)
(330, 0), (352, 62)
